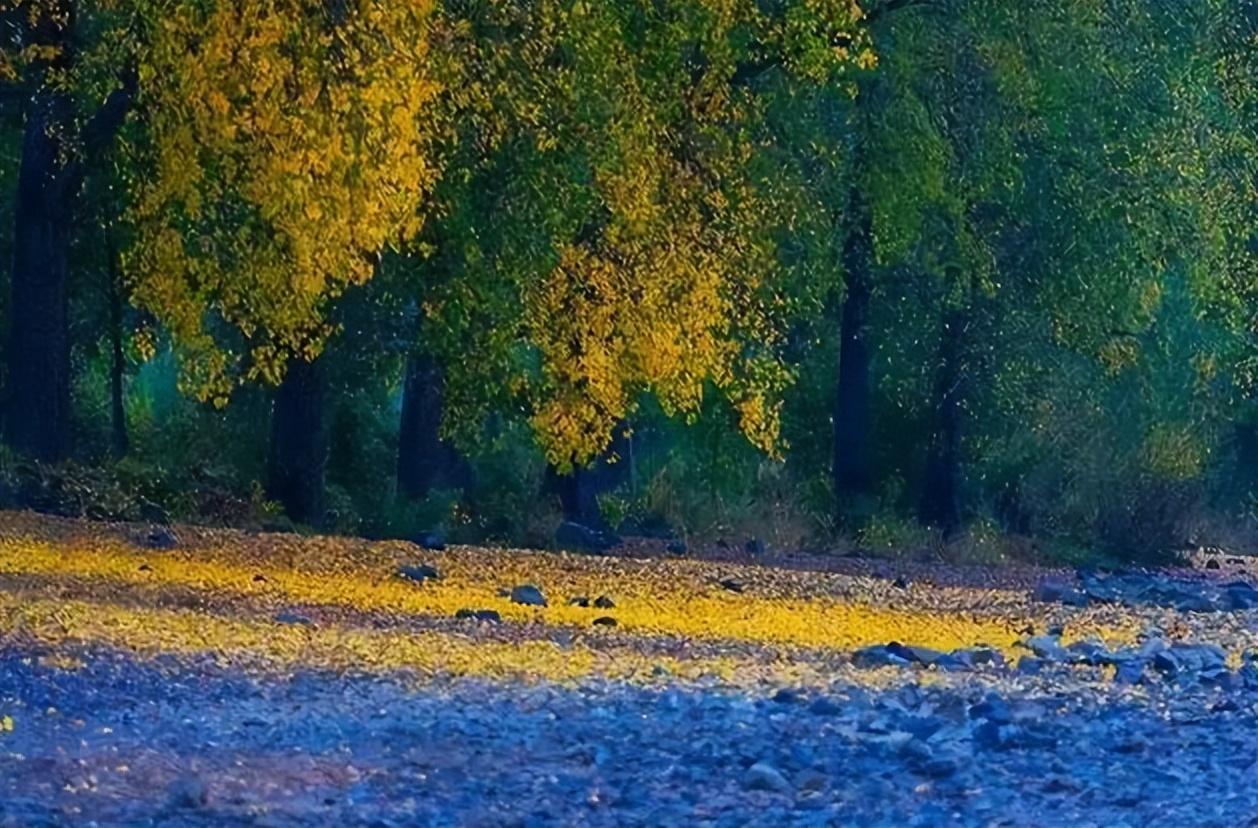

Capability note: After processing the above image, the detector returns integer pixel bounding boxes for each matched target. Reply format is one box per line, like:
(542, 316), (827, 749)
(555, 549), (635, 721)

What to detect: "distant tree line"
(1, 0), (1256, 561)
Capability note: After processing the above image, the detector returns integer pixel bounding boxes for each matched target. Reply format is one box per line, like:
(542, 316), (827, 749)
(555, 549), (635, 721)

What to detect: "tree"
(0, 0), (136, 461)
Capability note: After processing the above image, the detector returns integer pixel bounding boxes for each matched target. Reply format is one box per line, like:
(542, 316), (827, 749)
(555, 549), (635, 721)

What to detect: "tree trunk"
(397, 352), (451, 499)
(832, 207), (875, 506)
(107, 234), (128, 459)
(920, 305), (966, 539)
(5, 87), (76, 462)
(267, 357), (327, 525)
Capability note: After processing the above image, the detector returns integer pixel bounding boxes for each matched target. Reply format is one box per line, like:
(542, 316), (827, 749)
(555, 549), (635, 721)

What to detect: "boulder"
(743, 762), (794, 795)
(510, 584), (547, 607)
(396, 564), (439, 584)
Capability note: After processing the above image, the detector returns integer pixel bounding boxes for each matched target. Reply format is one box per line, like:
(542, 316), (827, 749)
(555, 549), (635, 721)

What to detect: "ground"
(0, 512), (1255, 827)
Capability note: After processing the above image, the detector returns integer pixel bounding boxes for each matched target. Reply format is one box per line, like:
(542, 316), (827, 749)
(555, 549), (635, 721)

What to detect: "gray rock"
(568, 596), (590, 607)
(140, 526), (178, 550)
(1016, 656), (1044, 676)
(808, 696), (843, 716)
(274, 611), (312, 626)
(852, 645), (912, 669)
(719, 578), (745, 593)
(165, 775), (208, 810)
(743, 762), (794, 795)
(1033, 580), (1089, 607)
(592, 616), (617, 627)
(397, 564), (439, 584)
(455, 608), (501, 622)
(1026, 635), (1070, 661)
(593, 595), (616, 609)
(510, 585), (547, 607)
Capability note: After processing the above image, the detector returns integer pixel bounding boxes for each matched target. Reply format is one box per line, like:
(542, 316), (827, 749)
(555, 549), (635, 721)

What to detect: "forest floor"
(0, 512), (1255, 827)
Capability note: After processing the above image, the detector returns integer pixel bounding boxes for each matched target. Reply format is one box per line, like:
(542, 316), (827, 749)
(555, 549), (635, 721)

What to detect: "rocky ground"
(0, 512), (1255, 827)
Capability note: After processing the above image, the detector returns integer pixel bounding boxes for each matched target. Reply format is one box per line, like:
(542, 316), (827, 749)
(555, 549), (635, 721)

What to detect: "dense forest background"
(1, 0), (1258, 565)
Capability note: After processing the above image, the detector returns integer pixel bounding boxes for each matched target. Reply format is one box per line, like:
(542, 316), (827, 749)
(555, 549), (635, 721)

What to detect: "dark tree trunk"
(5, 87), (76, 462)
(548, 465), (604, 527)
(106, 235), (128, 459)
(546, 424), (632, 528)
(397, 352), (455, 499)
(920, 306), (966, 539)
(267, 357), (327, 525)
(832, 207), (874, 506)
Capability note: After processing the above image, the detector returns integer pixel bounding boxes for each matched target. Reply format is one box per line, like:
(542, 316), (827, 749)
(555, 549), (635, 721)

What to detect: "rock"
(165, 775), (208, 810)
(138, 563), (151, 572)
(852, 645), (912, 669)
(253, 574), (267, 583)
(743, 762), (794, 795)
(969, 694), (1012, 725)
(396, 564), (439, 584)
(554, 521), (621, 554)
(593, 595), (615, 609)
(510, 585), (547, 607)
(1114, 659), (1146, 685)
(455, 608), (501, 622)
(771, 688), (801, 705)
(892, 576), (909, 590)
(745, 537), (767, 556)
(1025, 635), (1070, 661)
(140, 526), (178, 550)
(274, 611), (312, 626)
(592, 616), (617, 627)
(1067, 640), (1109, 665)
(665, 539), (687, 555)
(1152, 643), (1227, 678)
(415, 531), (446, 551)
(1033, 580), (1089, 607)
(1016, 656), (1044, 676)
(568, 596), (590, 607)
(902, 645), (947, 667)
(808, 696), (844, 716)
(719, 578), (745, 593)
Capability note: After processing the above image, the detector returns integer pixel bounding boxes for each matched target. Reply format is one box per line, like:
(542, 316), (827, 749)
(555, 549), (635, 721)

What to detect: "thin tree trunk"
(920, 305), (966, 538)
(832, 205), (874, 507)
(266, 357), (327, 525)
(106, 234), (128, 459)
(6, 86), (75, 462)
(396, 352), (446, 499)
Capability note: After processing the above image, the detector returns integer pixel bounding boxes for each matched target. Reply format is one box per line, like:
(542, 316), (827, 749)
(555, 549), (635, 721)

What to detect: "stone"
(969, 694), (1012, 725)
(743, 762), (794, 795)
(892, 576), (909, 590)
(808, 697), (843, 716)
(1114, 660), (1146, 685)
(1067, 640), (1109, 665)
(593, 595), (616, 609)
(1016, 656), (1044, 676)
(568, 596), (590, 607)
(592, 616), (617, 627)
(1026, 635), (1070, 661)
(140, 526), (178, 550)
(772, 688), (801, 705)
(555, 521), (621, 554)
(274, 611), (312, 626)
(1033, 581), (1089, 607)
(165, 775), (208, 810)
(138, 501), (170, 525)
(455, 609), (501, 622)
(852, 645), (912, 669)
(794, 769), (828, 794)
(396, 564), (439, 584)
(510, 585), (547, 607)
(719, 578), (745, 593)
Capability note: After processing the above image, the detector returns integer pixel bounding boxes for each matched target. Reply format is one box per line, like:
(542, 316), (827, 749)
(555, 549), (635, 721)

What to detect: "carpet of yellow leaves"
(0, 511), (1239, 688)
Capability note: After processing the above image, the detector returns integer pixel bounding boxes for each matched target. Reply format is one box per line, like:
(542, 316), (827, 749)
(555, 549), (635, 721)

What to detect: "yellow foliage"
(122, 0), (446, 397)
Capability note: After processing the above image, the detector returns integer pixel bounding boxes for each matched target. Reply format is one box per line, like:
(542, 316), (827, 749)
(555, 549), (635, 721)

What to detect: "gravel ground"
(1, 647), (1255, 828)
